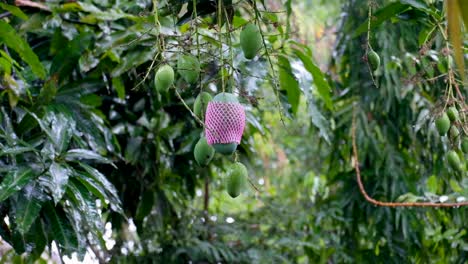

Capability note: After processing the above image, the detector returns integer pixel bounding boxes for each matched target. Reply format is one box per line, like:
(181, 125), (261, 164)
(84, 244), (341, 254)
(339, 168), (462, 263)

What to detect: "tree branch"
(352, 106), (468, 208)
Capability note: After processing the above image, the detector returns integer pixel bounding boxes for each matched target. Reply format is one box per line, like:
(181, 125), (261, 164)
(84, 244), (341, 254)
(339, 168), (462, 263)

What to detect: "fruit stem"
(366, 0), (379, 89)
(217, 0), (225, 93)
(252, 0), (287, 127)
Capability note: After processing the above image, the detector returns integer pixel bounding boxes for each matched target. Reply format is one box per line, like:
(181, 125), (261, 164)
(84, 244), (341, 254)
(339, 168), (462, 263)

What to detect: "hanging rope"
(352, 108), (468, 208)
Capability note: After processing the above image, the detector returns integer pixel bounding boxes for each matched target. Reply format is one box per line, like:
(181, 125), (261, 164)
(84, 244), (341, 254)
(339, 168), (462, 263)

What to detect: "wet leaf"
(47, 162), (72, 204)
(0, 168), (35, 202)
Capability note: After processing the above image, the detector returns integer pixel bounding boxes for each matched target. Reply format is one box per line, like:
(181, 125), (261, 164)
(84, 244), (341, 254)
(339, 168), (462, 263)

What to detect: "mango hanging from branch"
(240, 23), (263, 60)
(204, 92), (245, 155)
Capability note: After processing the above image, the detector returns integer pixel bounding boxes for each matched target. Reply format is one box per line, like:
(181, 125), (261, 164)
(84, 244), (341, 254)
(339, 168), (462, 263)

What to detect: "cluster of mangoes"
(153, 22), (262, 198)
(153, 22), (262, 92)
(434, 106), (468, 172)
(192, 92), (248, 198)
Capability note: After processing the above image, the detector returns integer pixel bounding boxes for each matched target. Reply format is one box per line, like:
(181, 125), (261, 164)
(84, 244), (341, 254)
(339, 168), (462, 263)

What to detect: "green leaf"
(305, 93), (331, 144)
(44, 203), (78, 255)
(0, 3), (28, 20)
(278, 55), (300, 115)
(80, 94), (102, 107)
(0, 168), (35, 202)
(37, 77), (58, 105)
(353, 2), (410, 37)
(0, 146), (36, 156)
(111, 49), (155, 77)
(79, 163), (123, 214)
(15, 191), (43, 235)
(400, 0), (430, 12)
(64, 149), (112, 164)
(47, 162), (72, 204)
(112, 77), (126, 100)
(0, 21), (46, 79)
(136, 189), (155, 220)
(426, 175), (438, 194)
(66, 179), (105, 250)
(449, 179), (463, 193)
(292, 45), (333, 110)
(459, 0), (468, 29)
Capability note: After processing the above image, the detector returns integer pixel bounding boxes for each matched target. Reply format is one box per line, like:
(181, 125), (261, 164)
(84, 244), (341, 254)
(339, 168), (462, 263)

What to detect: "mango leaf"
(0, 146), (36, 156)
(136, 189), (155, 220)
(354, 2), (410, 37)
(458, 0), (468, 28)
(45, 111), (75, 154)
(46, 162), (72, 204)
(112, 77), (126, 100)
(0, 3), (28, 20)
(304, 92), (331, 144)
(278, 55), (300, 115)
(44, 203), (79, 255)
(64, 149), (112, 164)
(111, 49), (155, 77)
(292, 45), (333, 110)
(0, 21), (46, 79)
(74, 171), (107, 203)
(0, 168), (35, 202)
(66, 179), (105, 250)
(79, 163), (123, 214)
(426, 175), (438, 194)
(37, 77), (58, 105)
(15, 191), (43, 235)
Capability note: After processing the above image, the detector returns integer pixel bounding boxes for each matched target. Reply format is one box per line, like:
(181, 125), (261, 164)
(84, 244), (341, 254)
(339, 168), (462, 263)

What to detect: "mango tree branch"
(352, 107), (468, 208)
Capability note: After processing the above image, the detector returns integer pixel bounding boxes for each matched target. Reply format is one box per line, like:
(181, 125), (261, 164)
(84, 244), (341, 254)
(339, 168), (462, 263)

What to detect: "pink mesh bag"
(205, 102), (246, 145)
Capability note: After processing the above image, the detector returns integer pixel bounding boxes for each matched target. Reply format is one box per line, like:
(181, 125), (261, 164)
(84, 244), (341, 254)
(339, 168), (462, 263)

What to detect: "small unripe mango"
(368, 49), (380, 71)
(177, 54), (200, 84)
(240, 23), (262, 60)
(194, 92), (212, 118)
(154, 64), (174, 91)
(462, 137), (468, 154)
(447, 150), (462, 172)
(194, 137), (215, 167)
(447, 107), (459, 122)
(226, 162), (248, 198)
(435, 113), (450, 136)
(449, 126), (460, 139)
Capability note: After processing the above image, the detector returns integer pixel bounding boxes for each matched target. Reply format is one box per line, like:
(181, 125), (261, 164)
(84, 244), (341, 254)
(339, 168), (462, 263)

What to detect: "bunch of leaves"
(327, 0), (468, 262)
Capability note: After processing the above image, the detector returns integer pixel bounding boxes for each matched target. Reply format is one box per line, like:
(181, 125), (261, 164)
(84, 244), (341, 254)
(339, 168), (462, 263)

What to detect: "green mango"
(462, 137), (468, 154)
(447, 150), (463, 172)
(435, 113), (450, 136)
(193, 137), (215, 167)
(154, 64), (174, 91)
(194, 92), (212, 118)
(213, 92), (238, 103)
(449, 126), (460, 139)
(177, 54), (200, 84)
(240, 23), (262, 60)
(447, 106), (459, 122)
(368, 49), (380, 71)
(213, 143), (238, 155)
(226, 162), (248, 198)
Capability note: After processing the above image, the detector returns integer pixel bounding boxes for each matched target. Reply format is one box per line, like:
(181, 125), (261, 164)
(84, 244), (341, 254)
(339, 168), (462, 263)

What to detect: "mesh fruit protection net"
(205, 102), (246, 145)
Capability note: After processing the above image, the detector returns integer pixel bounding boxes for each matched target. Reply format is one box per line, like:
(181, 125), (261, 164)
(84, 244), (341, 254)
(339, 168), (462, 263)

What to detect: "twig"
(252, 1), (287, 127)
(352, 106), (468, 208)
(15, 0), (50, 11)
